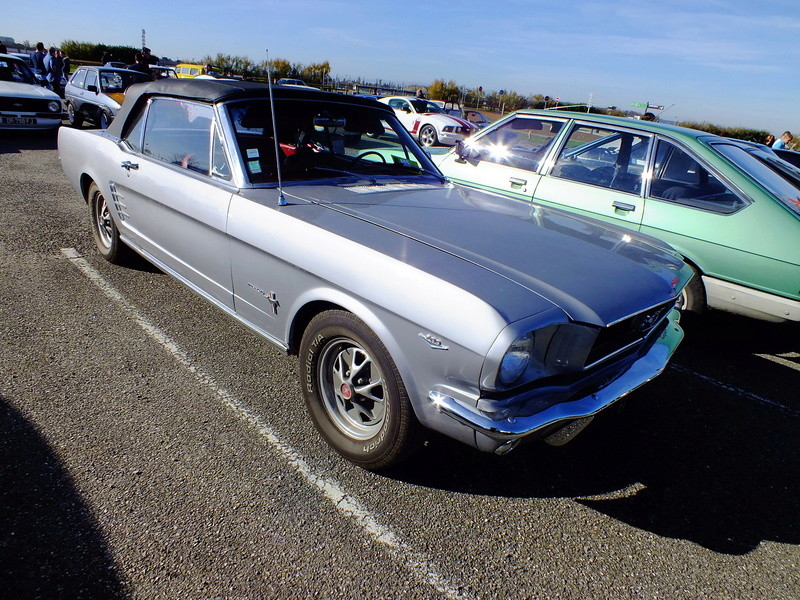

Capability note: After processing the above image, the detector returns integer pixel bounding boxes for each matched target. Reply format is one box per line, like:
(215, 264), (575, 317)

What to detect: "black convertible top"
(106, 78), (390, 137)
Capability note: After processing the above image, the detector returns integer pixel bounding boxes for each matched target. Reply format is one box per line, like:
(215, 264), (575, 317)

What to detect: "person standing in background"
(772, 131), (793, 150)
(30, 42), (47, 75)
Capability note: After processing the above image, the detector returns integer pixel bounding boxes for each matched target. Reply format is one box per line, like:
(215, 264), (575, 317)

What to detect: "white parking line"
(61, 248), (475, 600)
(755, 353), (800, 372)
(669, 363), (799, 416)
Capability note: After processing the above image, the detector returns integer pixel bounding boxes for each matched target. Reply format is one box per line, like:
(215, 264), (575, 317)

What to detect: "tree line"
(426, 79), (772, 143)
(58, 41), (331, 84)
(55, 41), (772, 143)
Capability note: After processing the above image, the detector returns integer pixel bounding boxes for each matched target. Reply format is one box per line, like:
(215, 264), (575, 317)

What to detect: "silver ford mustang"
(58, 79), (691, 470)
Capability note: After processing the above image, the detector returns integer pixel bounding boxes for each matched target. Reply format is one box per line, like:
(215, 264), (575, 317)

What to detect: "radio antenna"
(266, 49), (287, 206)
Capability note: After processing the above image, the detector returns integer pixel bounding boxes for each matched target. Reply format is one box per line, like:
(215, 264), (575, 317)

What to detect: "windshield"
(0, 57), (37, 85)
(226, 98), (444, 185)
(711, 141), (800, 215)
(99, 70), (152, 93)
(410, 99), (444, 114)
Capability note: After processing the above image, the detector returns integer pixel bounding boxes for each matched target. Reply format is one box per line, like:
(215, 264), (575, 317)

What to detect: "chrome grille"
(585, 300), (675, 368)
(0, 97), (53, 113)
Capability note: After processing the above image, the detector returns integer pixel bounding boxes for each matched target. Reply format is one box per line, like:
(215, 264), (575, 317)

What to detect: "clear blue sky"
(6, 0), (798, 134)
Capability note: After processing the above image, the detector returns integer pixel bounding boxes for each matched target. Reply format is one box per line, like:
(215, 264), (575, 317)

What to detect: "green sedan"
(436, 110), (800, 322)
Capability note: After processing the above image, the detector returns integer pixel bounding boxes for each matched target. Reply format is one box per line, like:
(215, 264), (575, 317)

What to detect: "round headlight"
(498, 333), (534, 386)
(47, 101), (60, 112)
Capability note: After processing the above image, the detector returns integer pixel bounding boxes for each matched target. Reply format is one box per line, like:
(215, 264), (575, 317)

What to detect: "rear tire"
(88, 182), (133, 265)
(299, 310), (422, 470)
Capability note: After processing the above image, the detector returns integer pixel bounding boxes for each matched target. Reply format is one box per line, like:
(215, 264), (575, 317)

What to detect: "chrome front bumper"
(427, 311), (684, 454)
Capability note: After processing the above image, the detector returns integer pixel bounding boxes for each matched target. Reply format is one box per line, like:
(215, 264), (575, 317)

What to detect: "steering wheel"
(351, 151), (387, 165)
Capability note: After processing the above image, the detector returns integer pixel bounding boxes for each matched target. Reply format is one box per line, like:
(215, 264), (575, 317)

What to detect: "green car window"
(474, 116), (563, 171)
(652, 140), (747, 215)
(712, 142), (800, 216)
(552, 125), (648, 195)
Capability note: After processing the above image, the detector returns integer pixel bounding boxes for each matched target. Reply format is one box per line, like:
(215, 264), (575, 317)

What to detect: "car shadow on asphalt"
(389, 312), (800, 556)
(0, 129), (60, 154)
(0, 395), (128, 598)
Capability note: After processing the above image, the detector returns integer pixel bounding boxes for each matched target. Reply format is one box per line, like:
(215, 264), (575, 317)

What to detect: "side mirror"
(455, 139), (481, 162)
(401, 106), (411, 113)
(88, 84), (98, 94)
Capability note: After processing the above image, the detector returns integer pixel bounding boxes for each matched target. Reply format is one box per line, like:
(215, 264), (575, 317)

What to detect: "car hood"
(291, 182), (688, 326)
(0, 80), (60, 100)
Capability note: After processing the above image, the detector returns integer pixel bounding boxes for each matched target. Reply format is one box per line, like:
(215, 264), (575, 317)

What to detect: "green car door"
(438, 115), (566, 202)
(532, 122), (652, 229)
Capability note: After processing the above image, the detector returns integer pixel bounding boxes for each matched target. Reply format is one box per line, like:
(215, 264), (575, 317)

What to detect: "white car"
(0, 53), (65, 130)
(379, 96), (472, 147)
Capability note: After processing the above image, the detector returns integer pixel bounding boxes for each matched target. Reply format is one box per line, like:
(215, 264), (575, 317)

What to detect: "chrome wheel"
(88, 182), (132, 265)
(318, 337), (386, 440)
(418, 124), (437, 147)
(300, 310), (422, 469)
(99, 111), (110, 129)
(93, 189), (113, 250)
(67, 102), (81, 127)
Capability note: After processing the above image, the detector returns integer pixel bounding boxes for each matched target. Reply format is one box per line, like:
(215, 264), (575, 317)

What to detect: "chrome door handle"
(121, 161), (139, 171)
(612, 201), (635, 212)
(509, 177), (527, 186)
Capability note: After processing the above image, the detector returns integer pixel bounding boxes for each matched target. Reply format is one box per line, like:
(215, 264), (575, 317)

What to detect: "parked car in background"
(437, 110), (800, 322)
(276, 78), (308, 86)
(0, 53), (64, 129)
(9, 52), (34, 68)
(379, 96), (473, 147)
(462, 109), (491, 129)
(65, 65), (151, 128)
(773, 147), (800, 168)
(175, 63), (204, 78)
(58, 79), (690, 469)
(149, 65), (177, 79)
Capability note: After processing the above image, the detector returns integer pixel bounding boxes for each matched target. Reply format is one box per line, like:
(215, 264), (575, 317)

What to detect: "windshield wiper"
(313, 167), (377, 185)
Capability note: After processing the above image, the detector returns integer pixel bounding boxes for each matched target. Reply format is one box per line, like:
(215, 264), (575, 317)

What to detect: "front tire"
(418, 124), (438, 147)
(299, 310), (421, 470)
(88, 182), (133, 265)
(66, 102), (83, 127)
(98, 111), (111, 129)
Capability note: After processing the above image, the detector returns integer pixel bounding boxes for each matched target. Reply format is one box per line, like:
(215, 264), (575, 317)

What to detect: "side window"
(474, 117), (563, 171)
(70, 68), (87, 89)
(651, 140), (746, 214)
(388, 99), (408, 111)
(551, 125), (650, 194)
(84, 70), (98, 90)
(142, 98), (213, 175)
(123, 104), (146, 152)
(211, 124), (231, 180)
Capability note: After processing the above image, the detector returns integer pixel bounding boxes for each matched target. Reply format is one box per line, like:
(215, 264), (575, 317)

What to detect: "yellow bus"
(175, 63), (204, 78)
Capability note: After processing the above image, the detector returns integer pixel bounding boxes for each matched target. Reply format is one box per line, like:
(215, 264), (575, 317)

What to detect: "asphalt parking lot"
(1, 129), (798, 599)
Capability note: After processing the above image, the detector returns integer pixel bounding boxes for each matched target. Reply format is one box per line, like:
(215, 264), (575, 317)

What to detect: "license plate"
(1, 117), (37, 125)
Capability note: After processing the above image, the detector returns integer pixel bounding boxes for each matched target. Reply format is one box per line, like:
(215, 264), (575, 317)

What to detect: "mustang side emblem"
(419, 333), (448, 350)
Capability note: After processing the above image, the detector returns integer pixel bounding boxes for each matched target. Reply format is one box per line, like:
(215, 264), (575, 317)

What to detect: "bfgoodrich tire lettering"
(299, 310), (421, 470)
